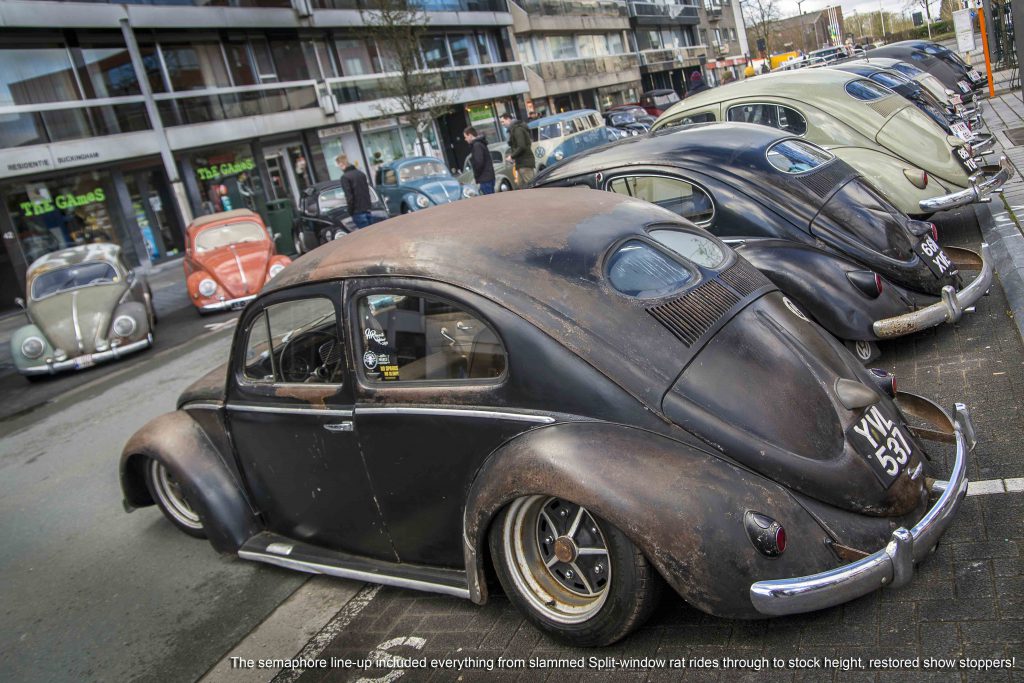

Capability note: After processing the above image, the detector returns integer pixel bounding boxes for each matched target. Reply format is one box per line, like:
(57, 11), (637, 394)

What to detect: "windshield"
(397, 160), (449, 182)
(194, 221), (267, 252)
(766, 139), (834, 173)
(610, 113), (636, 125)
(888, 61), (924, 77)
(31, 262), (118, 299)
(531, 122), (563, 141)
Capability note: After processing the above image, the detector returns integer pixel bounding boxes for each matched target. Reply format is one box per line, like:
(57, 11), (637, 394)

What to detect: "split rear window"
(607, 241), (693, 298)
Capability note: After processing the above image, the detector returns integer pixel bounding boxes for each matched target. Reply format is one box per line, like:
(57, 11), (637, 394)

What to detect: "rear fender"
(120, 410), (259, 553)
(462, 422), (839, 619)
(734, 240), (914, 341)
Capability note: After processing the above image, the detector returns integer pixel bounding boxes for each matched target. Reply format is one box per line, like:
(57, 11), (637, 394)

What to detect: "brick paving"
(284, 206), (1024, 683)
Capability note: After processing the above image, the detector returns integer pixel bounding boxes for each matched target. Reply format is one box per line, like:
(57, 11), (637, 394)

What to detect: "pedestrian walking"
(337, 154), (378, 229)
(500, 112), (536, 189)
(687, 70), (710, 96)
(463, 126), (496, 195)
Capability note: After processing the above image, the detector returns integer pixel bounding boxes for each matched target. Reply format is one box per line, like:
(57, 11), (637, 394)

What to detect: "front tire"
(144, 458), (206, 539)
(489, 495), (661, 646)
(499, 179), (512, 192)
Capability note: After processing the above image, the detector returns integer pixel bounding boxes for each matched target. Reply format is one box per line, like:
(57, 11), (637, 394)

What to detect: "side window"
(727, 103), (806, 135)
(318, 187), (347, 213)
(382, 169), (397, 185)
(490, 151), (503, 164)
(607, 175), (714, 224)
(242, 298), (343, 384)
(356, 293), (506, 382)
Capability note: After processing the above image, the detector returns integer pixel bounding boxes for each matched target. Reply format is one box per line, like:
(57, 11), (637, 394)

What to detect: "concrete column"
(119, 19), (193, 230)
(1014, 0), (1024, 76)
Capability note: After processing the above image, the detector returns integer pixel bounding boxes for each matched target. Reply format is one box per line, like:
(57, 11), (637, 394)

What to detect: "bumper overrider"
(750, 400), (975, 616)
(872, 243), (992, 339)
(200, 295), (257, 312)
(23, 334), (153, 375)
(918, 156), (1014, 213)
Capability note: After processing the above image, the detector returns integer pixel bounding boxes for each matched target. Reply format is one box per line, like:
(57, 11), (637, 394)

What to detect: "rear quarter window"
(766, 139), (834, 173)
(607, 240), (693, 298)
(845, 79), (893, 101)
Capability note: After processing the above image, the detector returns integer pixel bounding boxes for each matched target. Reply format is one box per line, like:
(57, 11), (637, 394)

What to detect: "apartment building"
(0, 0), (746, 307)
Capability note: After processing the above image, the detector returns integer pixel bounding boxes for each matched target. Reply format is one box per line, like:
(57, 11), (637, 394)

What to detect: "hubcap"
(150, 459), (202, 530)
(502, 495), (610, 623)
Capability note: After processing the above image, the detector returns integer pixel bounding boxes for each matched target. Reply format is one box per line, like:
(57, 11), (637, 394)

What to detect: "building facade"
(0, 0), (746, 310)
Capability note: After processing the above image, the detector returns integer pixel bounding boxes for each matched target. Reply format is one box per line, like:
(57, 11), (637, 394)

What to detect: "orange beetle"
(184, 209), (292, 313)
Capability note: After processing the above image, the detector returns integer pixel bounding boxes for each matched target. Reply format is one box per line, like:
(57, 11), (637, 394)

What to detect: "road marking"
(272, 584), (381, 683)
(966, 478), (1024, 496)
(204, 317), (239, 332)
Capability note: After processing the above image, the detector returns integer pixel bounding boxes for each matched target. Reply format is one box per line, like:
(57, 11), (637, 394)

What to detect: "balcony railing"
(628, 2), (699, 20)
(328, 62), (525, 104)
(637, 45), (704, 66)
(510, 0), (628, 18)
(311, 0), (508, 10)
(704, 0), (722, 18)
(526, 54), (639, 81)
(0, 97), (151, 150)
(154, 82), (320, 127)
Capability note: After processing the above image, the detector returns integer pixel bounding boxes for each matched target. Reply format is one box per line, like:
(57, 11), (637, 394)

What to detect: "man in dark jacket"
(337, 154), (377, 229)
(500, 113), (535, 189)
(463, 126), (496, 194)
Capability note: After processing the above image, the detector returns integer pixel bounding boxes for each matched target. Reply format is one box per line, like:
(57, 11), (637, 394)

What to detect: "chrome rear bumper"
(750, 401), (973, 616)
(918, 156), (1014, 213)
(22, 334), (153, 375)
(199, 295), (257, 312)
(872, 243), (992, 339)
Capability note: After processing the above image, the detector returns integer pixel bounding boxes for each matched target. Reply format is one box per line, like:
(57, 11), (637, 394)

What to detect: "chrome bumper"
(22, 334), (153, 376)
(968, 133), (995, 154)
(750, 401), (973, 616)
(199, 295), (257, 312)
(872, 243), (992, 339)
(918, 156), (1014, 213)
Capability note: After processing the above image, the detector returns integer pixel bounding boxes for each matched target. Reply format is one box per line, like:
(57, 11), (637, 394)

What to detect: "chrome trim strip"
(182, 401), (224, 411)
(873, 243), (992, 339)
(71, 290), (84, 354)
(749, 401), (971, 616)
(238, 549), (472, 600)
(227, 404), (354, 418)
(22, 335), (152, 376)
(355, 407), (556, 423)
(230, 245), (249, 293)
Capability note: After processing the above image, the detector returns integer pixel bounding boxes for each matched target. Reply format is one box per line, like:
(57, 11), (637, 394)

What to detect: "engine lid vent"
(799, 162), (852, 198)
(867, 96), (903, 119)
(648, 278), (740, 347)
(719, 258), (772, 296)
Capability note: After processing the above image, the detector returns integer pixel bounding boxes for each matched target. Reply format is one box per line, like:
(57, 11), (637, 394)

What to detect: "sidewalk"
(976, 86), (1024, 345)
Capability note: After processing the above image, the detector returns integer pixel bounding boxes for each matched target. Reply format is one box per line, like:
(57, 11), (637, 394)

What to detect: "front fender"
(120, 410), (259, 553)
(463, 422), (840, 619)
(10, 323), (54, 373)
(734, 240), (914, 341)
(109, 301), (151, 343)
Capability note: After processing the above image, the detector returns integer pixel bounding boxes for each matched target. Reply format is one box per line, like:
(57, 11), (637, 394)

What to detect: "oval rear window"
(766, 139), (833, 174)
(845, 79), (893, 101)
(649, 230), (727, 269)
(607, 241), (693, 298)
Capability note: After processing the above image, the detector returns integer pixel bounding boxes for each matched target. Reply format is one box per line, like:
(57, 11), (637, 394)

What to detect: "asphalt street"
(0, 205), (1021, 683)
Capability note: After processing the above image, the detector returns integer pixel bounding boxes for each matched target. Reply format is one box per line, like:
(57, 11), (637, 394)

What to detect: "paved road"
(0, 329), (307, 683)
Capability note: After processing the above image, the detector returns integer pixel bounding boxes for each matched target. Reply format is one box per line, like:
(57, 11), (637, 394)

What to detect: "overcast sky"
(773, 0), (933, 20)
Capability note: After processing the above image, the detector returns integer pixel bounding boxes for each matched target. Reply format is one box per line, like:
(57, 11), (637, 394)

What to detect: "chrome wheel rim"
(502, 495), (610, 624)
(149, 459), (202, 530)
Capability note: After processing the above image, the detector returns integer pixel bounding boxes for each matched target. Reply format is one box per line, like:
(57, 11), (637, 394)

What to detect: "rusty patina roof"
(27, 243), (122, 280)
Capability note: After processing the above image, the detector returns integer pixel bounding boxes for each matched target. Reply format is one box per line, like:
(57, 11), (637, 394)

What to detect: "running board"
(238, 531), (471, 599)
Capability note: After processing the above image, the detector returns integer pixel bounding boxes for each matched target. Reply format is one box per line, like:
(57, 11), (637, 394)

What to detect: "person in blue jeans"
(338, 154), (378, 228)
(463, 127), (495, 195)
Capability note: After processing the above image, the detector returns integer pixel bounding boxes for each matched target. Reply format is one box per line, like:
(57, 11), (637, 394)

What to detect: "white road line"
(966, 478), (1024, 496)
(272, 584), (382, 683)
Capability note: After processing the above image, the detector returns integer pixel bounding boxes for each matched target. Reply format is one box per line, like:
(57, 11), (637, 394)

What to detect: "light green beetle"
(652, 69), (1011, 217)
(11, 243), (155, 379)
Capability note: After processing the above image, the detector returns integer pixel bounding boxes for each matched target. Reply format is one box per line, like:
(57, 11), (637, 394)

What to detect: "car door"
(378, 167), (400, 216)
(345, 278), (546, 568)
(226, 283), (395, 560)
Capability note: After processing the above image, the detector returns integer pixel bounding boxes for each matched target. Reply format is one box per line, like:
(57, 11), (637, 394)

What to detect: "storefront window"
(190, 145), (263, 216)
(4, 170), (135, 268)
(361, 118), (441, 166)
(466, 102), (500, 144)
(124, 169), (184, 263)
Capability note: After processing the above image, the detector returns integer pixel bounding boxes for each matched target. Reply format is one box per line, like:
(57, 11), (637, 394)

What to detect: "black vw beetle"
(120, 191), (973, 645)
(532, 124), (992, 361)
(294, 179), (389, 255)
(868, 40), (985, 101)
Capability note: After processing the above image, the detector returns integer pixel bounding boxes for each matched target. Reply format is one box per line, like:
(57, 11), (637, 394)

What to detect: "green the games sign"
(19, 188), (107, 217)
(195, 158), (256, 181)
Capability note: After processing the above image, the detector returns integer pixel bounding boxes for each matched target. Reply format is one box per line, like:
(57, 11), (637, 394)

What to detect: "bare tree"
(904, 0), (936, 39)
(741, 0), (781, 57)
(360, 0), (452, 158)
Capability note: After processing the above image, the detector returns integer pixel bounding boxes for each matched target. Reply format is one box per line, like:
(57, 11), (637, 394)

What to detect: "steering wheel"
(278, 331), (343, 383)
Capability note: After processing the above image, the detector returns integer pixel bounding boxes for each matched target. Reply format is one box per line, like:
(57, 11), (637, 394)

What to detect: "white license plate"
(848, 404), (914, 486)
(958, 80), (972, 93)
(951, 121), (972, 140)
(74, 355), (96, 369)
(968, 68), (982, 81)
(950, 93), (963, 105)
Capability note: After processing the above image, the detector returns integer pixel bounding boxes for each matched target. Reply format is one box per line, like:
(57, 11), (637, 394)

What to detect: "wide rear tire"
(489, 495), (661, 646)
(144, 458), (206, 539)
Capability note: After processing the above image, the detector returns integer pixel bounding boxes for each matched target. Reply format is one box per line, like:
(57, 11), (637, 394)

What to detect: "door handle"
(324, 422), (354, 432)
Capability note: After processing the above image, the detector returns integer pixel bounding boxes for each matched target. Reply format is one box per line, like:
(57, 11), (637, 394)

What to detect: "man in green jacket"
(500, 113), (536, 189)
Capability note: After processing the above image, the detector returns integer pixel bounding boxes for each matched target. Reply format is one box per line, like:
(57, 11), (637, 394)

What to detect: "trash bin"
(264, 198), (297, 256)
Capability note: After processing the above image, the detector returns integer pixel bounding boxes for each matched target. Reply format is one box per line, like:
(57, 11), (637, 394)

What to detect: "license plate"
(229, 300), (248, 310)
(74, 355), (96, 369)
(957, 80), (972, 93)
(968, 68), (982, 81)
(914, 235), (959, 279)
(950, 93), (963, 105)
(847, 403), (915, 487)
(953, 145), (979, 174)
(951, 121), (972, 141)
